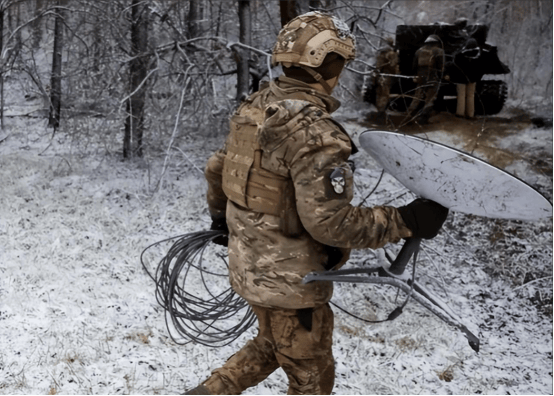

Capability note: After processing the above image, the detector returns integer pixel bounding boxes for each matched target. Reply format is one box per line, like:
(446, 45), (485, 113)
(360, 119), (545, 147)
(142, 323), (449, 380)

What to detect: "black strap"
(297, 307), (313, 331)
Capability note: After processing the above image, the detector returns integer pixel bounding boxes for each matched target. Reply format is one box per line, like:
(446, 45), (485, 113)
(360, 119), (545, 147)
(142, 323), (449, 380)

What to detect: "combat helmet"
(272, 11), (356, 69)
(424, 34), (441, 44)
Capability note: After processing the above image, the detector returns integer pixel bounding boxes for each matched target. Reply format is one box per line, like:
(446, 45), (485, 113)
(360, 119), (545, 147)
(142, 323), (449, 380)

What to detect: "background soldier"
(189, 12), (448, 395)
(374, 37), (400, 123)
(447, 38), (481, 118)
(406, 34), (445, 124)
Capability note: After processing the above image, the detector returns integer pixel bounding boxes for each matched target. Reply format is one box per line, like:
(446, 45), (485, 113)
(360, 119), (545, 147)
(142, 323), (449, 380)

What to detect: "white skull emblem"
(331, 175), (345, 194)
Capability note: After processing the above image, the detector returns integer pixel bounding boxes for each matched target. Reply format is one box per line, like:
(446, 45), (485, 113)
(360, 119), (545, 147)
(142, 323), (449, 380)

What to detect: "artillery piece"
(365, 21), (510, 116)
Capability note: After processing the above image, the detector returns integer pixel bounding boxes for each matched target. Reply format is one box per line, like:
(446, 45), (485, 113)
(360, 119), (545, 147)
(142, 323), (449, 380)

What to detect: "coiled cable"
(141, 230), (256, 347)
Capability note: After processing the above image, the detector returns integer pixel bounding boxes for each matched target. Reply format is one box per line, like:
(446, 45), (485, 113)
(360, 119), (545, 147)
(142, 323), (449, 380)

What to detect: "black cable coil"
(141, 230), (256, 347)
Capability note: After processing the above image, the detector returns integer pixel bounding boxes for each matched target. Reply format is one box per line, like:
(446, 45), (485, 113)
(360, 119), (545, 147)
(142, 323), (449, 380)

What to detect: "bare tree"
(0, 1), (5, 129)
(279, 0), (322, 26)
(48, 0), (65, 129)
(124, 0), (150, 159)
(187, 0), (202, 39)
(236, 0), (251, 102)
(279, 0), (300, 26)
(0, 0), (548, 170)
(0, 0), (20, 129)
(32, 0), (44, 47)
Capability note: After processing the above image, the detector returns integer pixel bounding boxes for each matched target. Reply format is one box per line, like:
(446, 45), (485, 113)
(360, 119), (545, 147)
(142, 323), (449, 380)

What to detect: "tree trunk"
(124, 0), (149, 159)
(187, 0), (201, 39)
(9, 0), (21, 51)
(309, 0), (322, 10)
(0, 4), (4, 130)
(48, 0), (65, 129)
(236, 0), (251, 102)
(279, 0), (299, 27)
(33, 0), (44, 48)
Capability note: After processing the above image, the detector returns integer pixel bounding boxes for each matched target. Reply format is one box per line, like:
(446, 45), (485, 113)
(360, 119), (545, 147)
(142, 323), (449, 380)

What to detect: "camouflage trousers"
(202, 303), (335, 395)
(407, 71), (441, 117)
(375, 75), (394, 113)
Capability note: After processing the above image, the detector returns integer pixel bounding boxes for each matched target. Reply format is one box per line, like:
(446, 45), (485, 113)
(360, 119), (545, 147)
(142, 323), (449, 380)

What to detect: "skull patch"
(329, 167), (346, 194)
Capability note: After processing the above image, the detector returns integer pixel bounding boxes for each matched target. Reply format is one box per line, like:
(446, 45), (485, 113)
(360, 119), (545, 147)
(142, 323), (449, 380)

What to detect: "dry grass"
(394, 336), (419, 352)
(125, 330), (154, 344)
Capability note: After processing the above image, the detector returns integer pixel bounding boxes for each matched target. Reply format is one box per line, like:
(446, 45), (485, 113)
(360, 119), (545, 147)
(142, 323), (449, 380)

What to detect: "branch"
(119, 65), (159, 105)
(226, 41), (271, 58)
(1, 8), (63, 60)
(155, 64), (195, 193)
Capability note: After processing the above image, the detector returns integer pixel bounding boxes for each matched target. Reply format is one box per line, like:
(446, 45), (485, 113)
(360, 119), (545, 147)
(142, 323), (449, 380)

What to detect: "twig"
(155, 65), (194, 192)
(514, 276), (553, 291)
(226, 41), (271, 57)
(173, 146), (204, 177)
(119, 66), (159, 105)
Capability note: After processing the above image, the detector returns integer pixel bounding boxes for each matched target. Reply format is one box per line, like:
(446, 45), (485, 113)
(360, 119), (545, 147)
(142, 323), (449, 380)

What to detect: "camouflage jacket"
(413, 45), (445, 79)
(205, 76), (412, 309)
(376, 47), (400, 75)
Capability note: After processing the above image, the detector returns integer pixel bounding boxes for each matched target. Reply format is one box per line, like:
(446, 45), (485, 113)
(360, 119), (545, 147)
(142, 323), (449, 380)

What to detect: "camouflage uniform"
(375, 40), (400, 114)
(200, 12), (412, 395)
(203, 76), (412, 394)
(406, 36), (445, 119)
(203, 304), (335, 395)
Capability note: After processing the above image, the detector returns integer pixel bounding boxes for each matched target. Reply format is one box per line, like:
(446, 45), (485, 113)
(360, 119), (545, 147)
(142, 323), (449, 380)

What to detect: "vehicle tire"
(474, 80), (508, 115)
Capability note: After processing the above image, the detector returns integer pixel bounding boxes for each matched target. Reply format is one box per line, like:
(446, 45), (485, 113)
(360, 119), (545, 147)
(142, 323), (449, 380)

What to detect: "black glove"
(210, 215), (229, 247)
(397, 198), (449, 239)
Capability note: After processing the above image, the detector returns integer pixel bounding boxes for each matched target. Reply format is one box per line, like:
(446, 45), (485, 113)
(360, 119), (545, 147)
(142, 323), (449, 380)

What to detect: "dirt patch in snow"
(358, 111), (553, 176)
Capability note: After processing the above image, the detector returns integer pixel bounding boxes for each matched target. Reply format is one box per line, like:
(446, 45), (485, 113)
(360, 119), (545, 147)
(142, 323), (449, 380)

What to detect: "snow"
(0, 111), (552, 395)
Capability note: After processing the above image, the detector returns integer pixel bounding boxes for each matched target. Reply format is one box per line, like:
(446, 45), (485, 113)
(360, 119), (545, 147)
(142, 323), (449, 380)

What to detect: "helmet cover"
(272, 11), (356, 68)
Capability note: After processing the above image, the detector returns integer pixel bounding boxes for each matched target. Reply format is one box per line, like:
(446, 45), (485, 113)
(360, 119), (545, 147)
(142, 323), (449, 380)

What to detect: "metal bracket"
(303, 259), (480, 352)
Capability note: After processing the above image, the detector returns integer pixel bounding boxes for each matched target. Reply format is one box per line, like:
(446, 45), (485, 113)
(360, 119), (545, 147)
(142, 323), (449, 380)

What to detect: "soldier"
(374, 37), (400, 123)
(406, 34), (445, 124)
(447, 38), (481, 118)
(189, 12), (448, 395)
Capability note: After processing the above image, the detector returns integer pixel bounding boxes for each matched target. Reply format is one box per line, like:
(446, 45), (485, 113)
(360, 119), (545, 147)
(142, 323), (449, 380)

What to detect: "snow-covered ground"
(0, 110), (552, 395)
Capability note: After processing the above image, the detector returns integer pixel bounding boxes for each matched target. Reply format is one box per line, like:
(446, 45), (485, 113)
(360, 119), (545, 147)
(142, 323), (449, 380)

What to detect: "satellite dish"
(359, 130), (552, 221)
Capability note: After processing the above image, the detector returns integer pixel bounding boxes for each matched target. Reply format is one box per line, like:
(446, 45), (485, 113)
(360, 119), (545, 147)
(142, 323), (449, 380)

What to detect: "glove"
(210, 215), (229, 247)
(397, 198), (449, 239)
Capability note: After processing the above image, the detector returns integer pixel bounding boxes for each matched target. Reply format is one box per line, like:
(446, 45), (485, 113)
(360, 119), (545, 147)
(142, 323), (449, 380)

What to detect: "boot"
(184, 384), (211, 395)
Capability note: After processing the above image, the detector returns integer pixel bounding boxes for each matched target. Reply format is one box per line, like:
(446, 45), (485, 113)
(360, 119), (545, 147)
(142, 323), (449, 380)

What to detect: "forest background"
(0, 0), (551, 167)
(0, 0), (552, 395)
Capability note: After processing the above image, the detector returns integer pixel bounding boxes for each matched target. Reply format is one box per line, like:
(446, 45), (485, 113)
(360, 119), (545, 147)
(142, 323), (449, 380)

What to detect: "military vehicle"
(364, 21), (510, 116)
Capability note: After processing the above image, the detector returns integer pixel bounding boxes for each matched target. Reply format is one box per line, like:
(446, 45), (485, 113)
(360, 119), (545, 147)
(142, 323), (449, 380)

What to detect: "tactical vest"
(417, 47), (436, 67)
(222, 101), (293, 220)
(221, 85), (356, 237)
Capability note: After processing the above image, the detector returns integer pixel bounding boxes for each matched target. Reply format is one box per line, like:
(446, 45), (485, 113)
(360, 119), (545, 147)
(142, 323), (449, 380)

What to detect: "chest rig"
(222, 100), (295, 222)
(417, 47), (436, 67)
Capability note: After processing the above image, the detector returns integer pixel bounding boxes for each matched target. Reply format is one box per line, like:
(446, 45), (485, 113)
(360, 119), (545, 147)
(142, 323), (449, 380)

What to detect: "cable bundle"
(141, 230), (256, 347)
